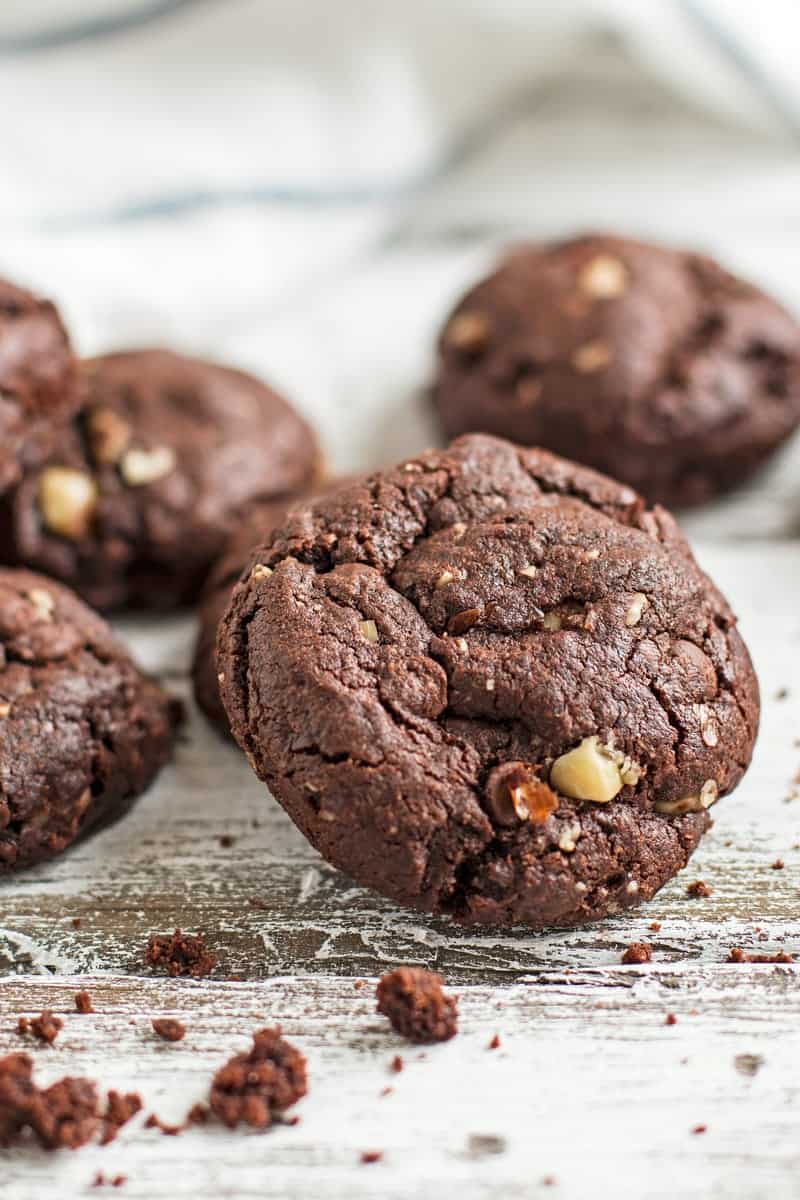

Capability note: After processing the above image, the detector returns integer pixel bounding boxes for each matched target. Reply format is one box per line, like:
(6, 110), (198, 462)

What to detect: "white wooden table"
(3, 41), (800, 1199)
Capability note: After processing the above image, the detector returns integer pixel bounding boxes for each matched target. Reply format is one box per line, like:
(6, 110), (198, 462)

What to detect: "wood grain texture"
(0, 541), (798, 1200)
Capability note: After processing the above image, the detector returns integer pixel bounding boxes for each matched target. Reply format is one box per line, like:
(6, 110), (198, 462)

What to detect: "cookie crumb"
(649, 921), (662, 932)
(75, 991), (93, 1015)
(380, 1086), (393, 1097)
(692, 1124), (707, 1135)
(145, 930), (216, 978)
(101, 1091), (143, 1145)
(665, 1013), (677, 1026)
(16, 1017), (29, 1036)
(376, 968), (458, 1043)
(33, 1076), (101, 1149)
(209, 1027), (307, 1130)
(187, 1102), (209, 1125)
(218, 834), (235, 848)
(771, 858), (785, 870)
(686, 880), (712, 898)
(621, 942), (652, 965)
(72, 917), (83, 929)
(144, 1113), (182, 1136)
(488, 1034), (501, 1050)
(30, 1010), (64, 1045)
(151, 1018), (186, 1043)
(727, 947), (793, 963)
(360, 1150), (383, 1165)
(390, 1055), (404, 1073)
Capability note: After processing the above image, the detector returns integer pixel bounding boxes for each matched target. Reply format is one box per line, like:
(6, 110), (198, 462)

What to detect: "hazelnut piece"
(654, 779), (718, 815)
(549, 736), (623, 804)
(27, 588), (55, 622)
(571, 340), (612, 374)
(624, 593), (648, 627)
(444, 312), (491, 356)
(485, 762), (558, 827)
(38, 467), (98, 540)
(360, 619), (379, 644)
(120, 446), (176, 486)
(578, 255), (628, 299)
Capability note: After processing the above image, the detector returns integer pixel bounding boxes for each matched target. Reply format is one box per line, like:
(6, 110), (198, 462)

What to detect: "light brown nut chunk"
(572, 340), (612, 374)
(86, 407), (131, 465)
(120, 446), (176, 486)
(38, 467), (98, 540)
(549, 736), (623, 804)
(578, 255), (628, 299)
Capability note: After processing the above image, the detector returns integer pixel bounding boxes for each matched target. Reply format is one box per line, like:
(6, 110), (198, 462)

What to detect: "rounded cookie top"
(0, 277), (78, 493)
(3, 349), (319, 610)
(0, 568), (177, 871)
(434, 234), (800, 508)
(218, 434), (759, 929)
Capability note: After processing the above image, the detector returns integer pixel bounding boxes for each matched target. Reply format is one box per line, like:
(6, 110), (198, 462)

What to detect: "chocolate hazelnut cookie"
(194, 478), (355, 733)
(0, 568), (177, 871)
(0, 350), (319, 610)
(218, 434), (759, 929)
(0, 277), (78, 494)
(434, 234), (800, 507)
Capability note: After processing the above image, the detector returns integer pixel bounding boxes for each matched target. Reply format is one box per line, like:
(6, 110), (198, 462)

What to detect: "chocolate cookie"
(0, 277), (78, 494)
(0, 350), (319, 610)
(218, 434), (759, 929)
(434, 234), (800, 507)
(194, 478), (354, 732)
(0, 568), (177, 871)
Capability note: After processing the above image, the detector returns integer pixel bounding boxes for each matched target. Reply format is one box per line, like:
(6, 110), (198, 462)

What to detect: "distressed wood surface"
(0, 540), (798, 1200)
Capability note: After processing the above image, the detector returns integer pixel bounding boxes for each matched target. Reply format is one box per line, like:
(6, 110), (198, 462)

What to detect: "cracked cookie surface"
(218, 434), (759, 928)
(434, 234), (800, 507)
(1, 349), (319, 610)
(0, 277), (78, 496)
(0, 568), (177, 871)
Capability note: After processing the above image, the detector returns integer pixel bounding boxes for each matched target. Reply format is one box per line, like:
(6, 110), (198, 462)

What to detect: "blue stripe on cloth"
(42, 77), (556, 230)
(0, 0), (209, 54)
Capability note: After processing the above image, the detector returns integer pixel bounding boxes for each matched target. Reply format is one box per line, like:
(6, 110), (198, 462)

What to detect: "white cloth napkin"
(0, 0), (798, 530)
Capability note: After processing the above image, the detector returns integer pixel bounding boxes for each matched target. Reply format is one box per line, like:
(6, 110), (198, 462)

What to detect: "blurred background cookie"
(0, 349), (319, 610)
(434, 234), (800, 508)
(0, 276), (78, 495)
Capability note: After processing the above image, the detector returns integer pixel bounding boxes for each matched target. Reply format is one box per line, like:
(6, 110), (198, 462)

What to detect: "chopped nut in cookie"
(485, 763), (558, 827)
(86, 407), (131, 465)
(444, 312), (491, 356)
(38, 467), (98, 540)
(578, 254), (628, 299)
(120, 445), (176, 487)
(549, 736), (624, 804)
(27, 588), (55, 622)
(624, 593), (648, 627)
(571, 340), (612, 373)
(654, 779), (718, 815)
